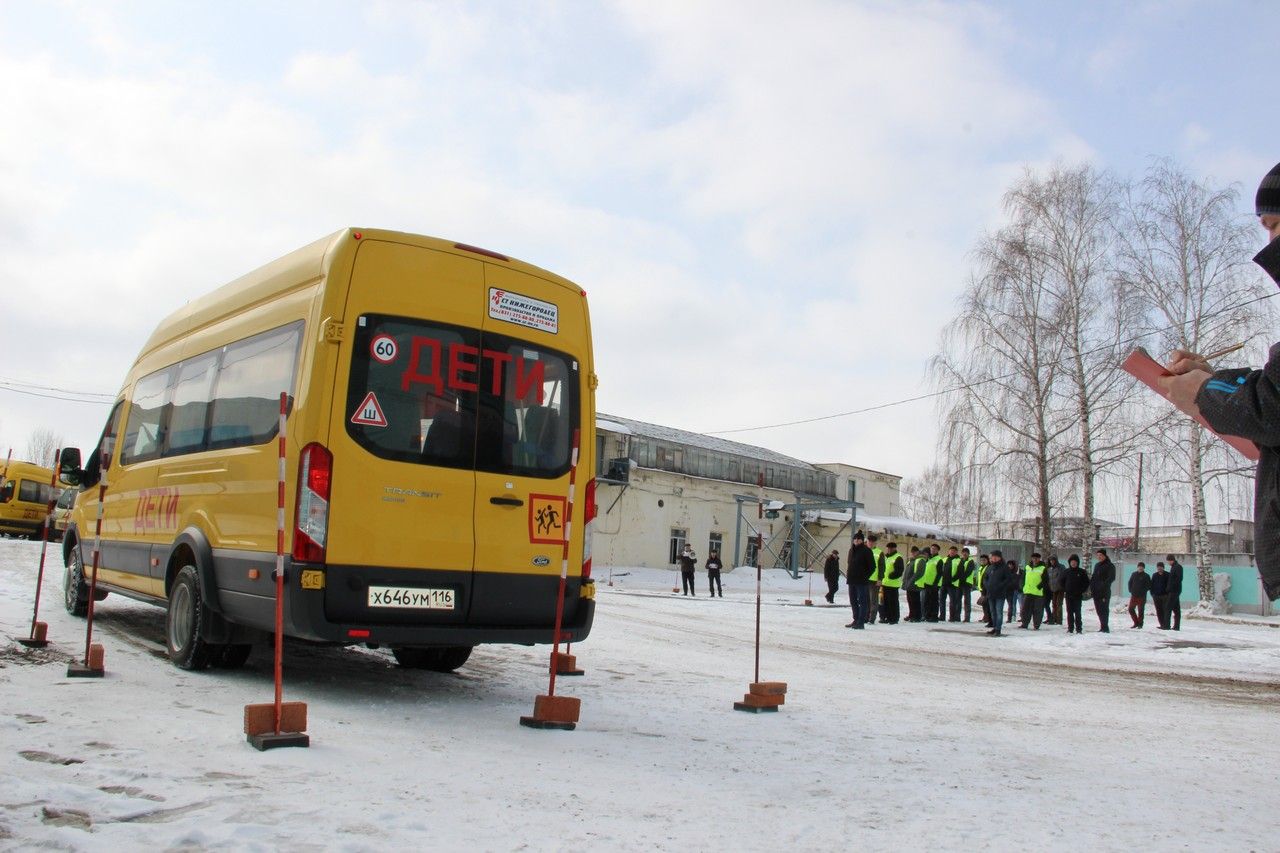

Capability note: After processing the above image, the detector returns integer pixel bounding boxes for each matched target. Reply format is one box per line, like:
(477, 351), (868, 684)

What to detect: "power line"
(0, 382), (113, 404)
(708, 289), (1280, 436)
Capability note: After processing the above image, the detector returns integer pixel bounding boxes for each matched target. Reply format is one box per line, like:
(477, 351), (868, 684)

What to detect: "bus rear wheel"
(166, 566), (215, 671)
(392, 645), (473, 672)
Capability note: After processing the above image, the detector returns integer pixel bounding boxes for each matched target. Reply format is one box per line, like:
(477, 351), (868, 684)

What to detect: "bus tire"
(167, 566), (215, 671)
(432, 645), (473, 672)
(211, 643), (253, 669)
(64, 548), (89, 617)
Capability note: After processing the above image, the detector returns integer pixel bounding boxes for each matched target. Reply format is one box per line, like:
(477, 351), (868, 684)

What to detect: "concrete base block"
(248, 732), (310, 750)
(520, 693), (580, 730)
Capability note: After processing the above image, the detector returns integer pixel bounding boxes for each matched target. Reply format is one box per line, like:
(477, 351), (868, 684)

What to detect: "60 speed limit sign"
(370, 334), (398, 363)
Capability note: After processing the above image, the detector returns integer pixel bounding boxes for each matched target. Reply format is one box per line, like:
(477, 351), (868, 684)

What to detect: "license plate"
(368, 585), (455, 610)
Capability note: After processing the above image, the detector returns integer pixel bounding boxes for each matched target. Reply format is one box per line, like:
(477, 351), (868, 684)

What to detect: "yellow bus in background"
(0, 460), (61, 539)
(59, 228), (598, 672)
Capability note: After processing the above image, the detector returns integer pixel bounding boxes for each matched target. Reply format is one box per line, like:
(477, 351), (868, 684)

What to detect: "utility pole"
(1133, 452), (1144, 554)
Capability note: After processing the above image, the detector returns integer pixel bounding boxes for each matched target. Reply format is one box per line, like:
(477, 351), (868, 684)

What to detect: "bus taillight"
(293, 442), (333, 563)
(581, 476), (596, 580)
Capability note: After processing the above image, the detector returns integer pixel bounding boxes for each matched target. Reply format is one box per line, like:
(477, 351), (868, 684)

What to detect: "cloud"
(0, 1), (1087, 480)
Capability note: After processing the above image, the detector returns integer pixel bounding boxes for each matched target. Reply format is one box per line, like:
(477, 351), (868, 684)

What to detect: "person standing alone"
(823, 549), (840, 604)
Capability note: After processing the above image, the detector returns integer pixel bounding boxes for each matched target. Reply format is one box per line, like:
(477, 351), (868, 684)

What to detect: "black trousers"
(1066, 595), (1084, 632)
(1020, 594), (1044, 628)
(1093, 591), (1111, 631)
(947, 587), (961, 621)
(881, 586), (900, 623)
(1170, 595), (1181, 630)
(681, 571), (696, 595)
(923, 587), (939, 621)
(960, 587), (972, 621)
(906, 588), (921, 621)
(1152, 593), (1169, 628)
(824, 571), (839, 602)
(708, 570), (722, 596)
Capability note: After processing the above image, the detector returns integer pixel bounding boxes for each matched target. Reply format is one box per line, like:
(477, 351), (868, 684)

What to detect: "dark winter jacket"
(1194, 336), (1280, 600)
(1168, 560), (1184, 596)
(1128, 570), (1151, 597)
(1063, 566), (1090, 598)
(823, 553), (840, 580)
(1047, 561), (1066, 592)
(679, 552), (697, 572)
(847, 543), (875, 584)
(1150, 571), (1170, 596)
(705, 557), (723, 573)
(1090, 558), (1116, 597)
(983, 561), (1016, 599)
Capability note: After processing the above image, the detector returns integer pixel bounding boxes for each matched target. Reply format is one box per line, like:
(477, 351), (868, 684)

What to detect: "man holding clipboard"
(1157, 162), (1280, 602)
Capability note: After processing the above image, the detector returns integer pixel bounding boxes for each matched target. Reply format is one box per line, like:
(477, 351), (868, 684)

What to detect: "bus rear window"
(346, 315), (578, 478)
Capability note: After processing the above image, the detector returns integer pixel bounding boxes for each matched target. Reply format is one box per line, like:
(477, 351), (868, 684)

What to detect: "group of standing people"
(678, 543), (724, 597)
(832, 535), (1185, 638)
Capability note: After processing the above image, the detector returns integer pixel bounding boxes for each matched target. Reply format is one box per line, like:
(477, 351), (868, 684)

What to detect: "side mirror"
(59, 447), (83, 488)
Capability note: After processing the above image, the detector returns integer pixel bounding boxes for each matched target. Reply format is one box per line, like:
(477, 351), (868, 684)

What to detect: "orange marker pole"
(273, 392), (287, 734)
(21, 450), (60, 647)
(69, 450), (109, 676)
(547, 429), (580, 698)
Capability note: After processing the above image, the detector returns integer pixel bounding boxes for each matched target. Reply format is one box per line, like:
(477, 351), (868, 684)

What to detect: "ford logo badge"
(532, 556), (551, 566)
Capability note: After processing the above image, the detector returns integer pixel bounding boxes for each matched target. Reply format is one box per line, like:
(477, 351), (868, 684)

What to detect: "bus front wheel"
(64, 549), (89, 617)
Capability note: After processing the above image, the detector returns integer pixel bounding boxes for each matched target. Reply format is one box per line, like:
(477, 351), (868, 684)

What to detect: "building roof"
(597, 412), (819, 471)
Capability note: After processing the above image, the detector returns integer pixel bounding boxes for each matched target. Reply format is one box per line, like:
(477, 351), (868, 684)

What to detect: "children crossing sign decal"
(351, 391), (388, 427)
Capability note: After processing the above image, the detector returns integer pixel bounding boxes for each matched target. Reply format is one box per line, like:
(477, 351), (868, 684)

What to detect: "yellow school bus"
(0, 460), (61, 539)
(59, 229), (597, 672)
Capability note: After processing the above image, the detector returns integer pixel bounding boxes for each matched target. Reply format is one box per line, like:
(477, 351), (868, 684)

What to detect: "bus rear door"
(325, 238), (485, 625)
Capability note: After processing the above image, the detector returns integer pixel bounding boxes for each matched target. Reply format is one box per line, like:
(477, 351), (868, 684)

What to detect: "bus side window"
(83, 401), (125, 488)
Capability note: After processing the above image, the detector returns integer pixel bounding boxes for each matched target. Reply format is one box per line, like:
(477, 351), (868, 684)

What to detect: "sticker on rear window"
(351, 391), (388, 427)
(489, 288), (558, 335)
(370, 334), (398, 364)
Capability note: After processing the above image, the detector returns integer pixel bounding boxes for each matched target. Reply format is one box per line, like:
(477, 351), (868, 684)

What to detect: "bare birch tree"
(931, 215), (1075, 552)
(1114, 160), (1270, 604)
(24, 427), (63, 468)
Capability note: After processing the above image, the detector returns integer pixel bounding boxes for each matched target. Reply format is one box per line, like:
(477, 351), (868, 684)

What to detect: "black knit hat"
(1257, 162), (1280, 216)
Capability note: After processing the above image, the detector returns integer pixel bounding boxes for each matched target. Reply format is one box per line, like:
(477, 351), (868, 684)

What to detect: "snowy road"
(1, 539), (1277, 851)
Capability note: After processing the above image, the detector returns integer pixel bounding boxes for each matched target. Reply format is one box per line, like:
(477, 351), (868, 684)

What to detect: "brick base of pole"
(733, 681), (787, 713)
(18, 622), (49, 648)
(552, 651), (584, 676)
(67, 643), (105, 678)
(244, 702), (310, 750)
(519, 694), (581, 730)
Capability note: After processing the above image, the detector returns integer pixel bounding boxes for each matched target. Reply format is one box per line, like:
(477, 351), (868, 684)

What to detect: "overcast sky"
(1, 1), (1277, 520)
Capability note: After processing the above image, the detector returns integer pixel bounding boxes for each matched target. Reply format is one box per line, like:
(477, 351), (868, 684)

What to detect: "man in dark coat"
(1091, 549), (1117, 632)
(1159, 162), (1280, 606)
(1150, 562), (1171, 629)
(1062, 554), (1090, 634)
(1167, 555), (1184, 630)
(846, 531), (875, 629)
(1127, 562), (1152, 628)
(822, 549), (840, 603)
(982, 549), (1015, 637)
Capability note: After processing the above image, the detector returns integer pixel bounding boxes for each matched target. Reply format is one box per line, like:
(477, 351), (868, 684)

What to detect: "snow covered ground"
(2, 538), (1278, 851)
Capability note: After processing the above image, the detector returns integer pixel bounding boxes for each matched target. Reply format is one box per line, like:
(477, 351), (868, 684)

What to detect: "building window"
(669, 528), (688, 565)
(708, 532), (723, 559)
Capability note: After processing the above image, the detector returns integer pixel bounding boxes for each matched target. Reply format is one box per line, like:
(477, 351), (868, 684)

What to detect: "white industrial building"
(592, 414), (955, 571)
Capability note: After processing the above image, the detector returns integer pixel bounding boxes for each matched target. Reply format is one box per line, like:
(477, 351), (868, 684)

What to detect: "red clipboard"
(1122, 347), (1260, 462)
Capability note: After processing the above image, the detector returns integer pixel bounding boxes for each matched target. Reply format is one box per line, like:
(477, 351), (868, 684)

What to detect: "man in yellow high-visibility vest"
(880, 541), (904, 624)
